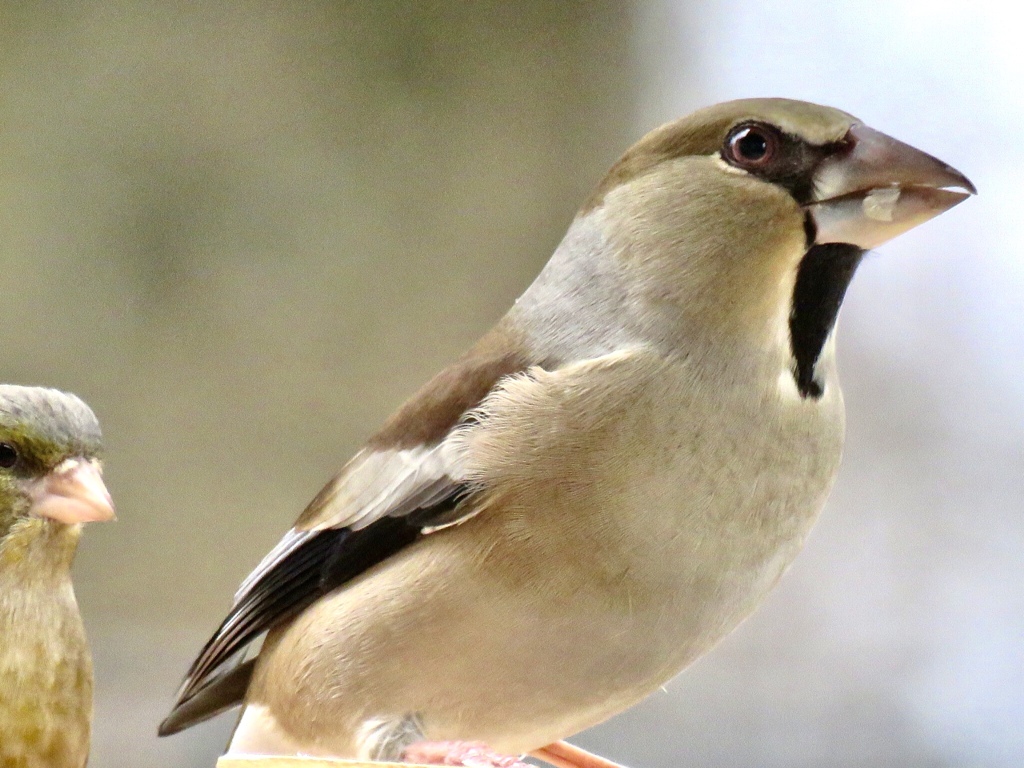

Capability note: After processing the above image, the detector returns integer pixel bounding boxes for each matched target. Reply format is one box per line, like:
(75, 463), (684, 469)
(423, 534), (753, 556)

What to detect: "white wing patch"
(322, 443), (463, 531)
(235, 440), (467, 604)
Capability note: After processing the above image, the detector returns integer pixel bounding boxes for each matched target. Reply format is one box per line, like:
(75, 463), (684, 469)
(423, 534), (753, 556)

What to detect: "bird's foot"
(402, 740), (531, 768)
(530, 740), (629, 768)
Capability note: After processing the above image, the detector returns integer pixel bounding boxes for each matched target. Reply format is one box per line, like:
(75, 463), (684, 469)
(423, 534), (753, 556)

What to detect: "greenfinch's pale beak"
(807, 123), (976, 250)
(29, 458), (115, 524)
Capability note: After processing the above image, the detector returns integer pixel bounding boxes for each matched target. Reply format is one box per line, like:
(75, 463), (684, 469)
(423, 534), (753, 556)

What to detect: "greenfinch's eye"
(0, 443), (16, 469)
(725, 124), (778, 168)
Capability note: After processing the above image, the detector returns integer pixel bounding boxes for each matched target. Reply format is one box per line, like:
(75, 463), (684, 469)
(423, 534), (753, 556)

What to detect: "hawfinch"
(161, 98), (974, 768)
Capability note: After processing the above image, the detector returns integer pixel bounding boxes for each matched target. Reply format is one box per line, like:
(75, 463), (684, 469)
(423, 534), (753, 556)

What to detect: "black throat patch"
(789, 242), (865, 398)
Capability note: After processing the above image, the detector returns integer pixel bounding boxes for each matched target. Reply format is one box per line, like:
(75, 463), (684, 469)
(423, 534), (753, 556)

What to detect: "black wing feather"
(161, 493), (462, 734)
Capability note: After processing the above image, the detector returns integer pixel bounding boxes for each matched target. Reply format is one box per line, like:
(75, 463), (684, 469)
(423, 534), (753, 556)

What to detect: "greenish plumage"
(0, 386), (107, 768)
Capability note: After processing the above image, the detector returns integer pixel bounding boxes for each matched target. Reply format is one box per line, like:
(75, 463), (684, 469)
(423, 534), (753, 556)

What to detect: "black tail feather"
(158, 658), (256, 737)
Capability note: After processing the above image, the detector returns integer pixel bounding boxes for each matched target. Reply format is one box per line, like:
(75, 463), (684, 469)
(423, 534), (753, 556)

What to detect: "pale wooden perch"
(215, 740), (623, 768)
(218, 759), (432, 768)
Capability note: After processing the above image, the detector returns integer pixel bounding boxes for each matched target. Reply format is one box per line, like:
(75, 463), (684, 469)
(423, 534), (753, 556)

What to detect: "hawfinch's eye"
(725, 125), (778, 168)
(0, 443), (17, 469)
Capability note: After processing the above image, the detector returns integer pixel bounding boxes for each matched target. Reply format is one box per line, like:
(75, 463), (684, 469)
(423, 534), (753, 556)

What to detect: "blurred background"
(1, 1), (1020, 766)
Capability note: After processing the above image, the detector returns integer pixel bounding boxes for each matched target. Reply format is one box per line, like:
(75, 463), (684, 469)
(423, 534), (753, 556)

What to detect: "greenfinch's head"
(0, 386), (112, 539)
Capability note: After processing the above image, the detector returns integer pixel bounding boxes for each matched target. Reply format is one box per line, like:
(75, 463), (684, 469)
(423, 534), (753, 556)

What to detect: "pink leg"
(531, 741), (629, 768)
(402, 740), (532, 768)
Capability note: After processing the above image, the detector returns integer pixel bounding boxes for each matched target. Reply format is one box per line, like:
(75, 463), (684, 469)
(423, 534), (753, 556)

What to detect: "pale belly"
(239, 355), (845, 758)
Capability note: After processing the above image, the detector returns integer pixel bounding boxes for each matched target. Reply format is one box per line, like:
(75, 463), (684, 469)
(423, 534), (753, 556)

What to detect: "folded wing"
(160, 336), (535, 736)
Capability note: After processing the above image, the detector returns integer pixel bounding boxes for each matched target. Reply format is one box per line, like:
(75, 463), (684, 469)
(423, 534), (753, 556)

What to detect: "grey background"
(1, 2), (1019, 767)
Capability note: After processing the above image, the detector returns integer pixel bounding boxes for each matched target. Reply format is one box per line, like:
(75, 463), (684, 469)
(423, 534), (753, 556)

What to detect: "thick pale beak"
(806, 123), (976, 250)
(28, 458), (116, 525)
